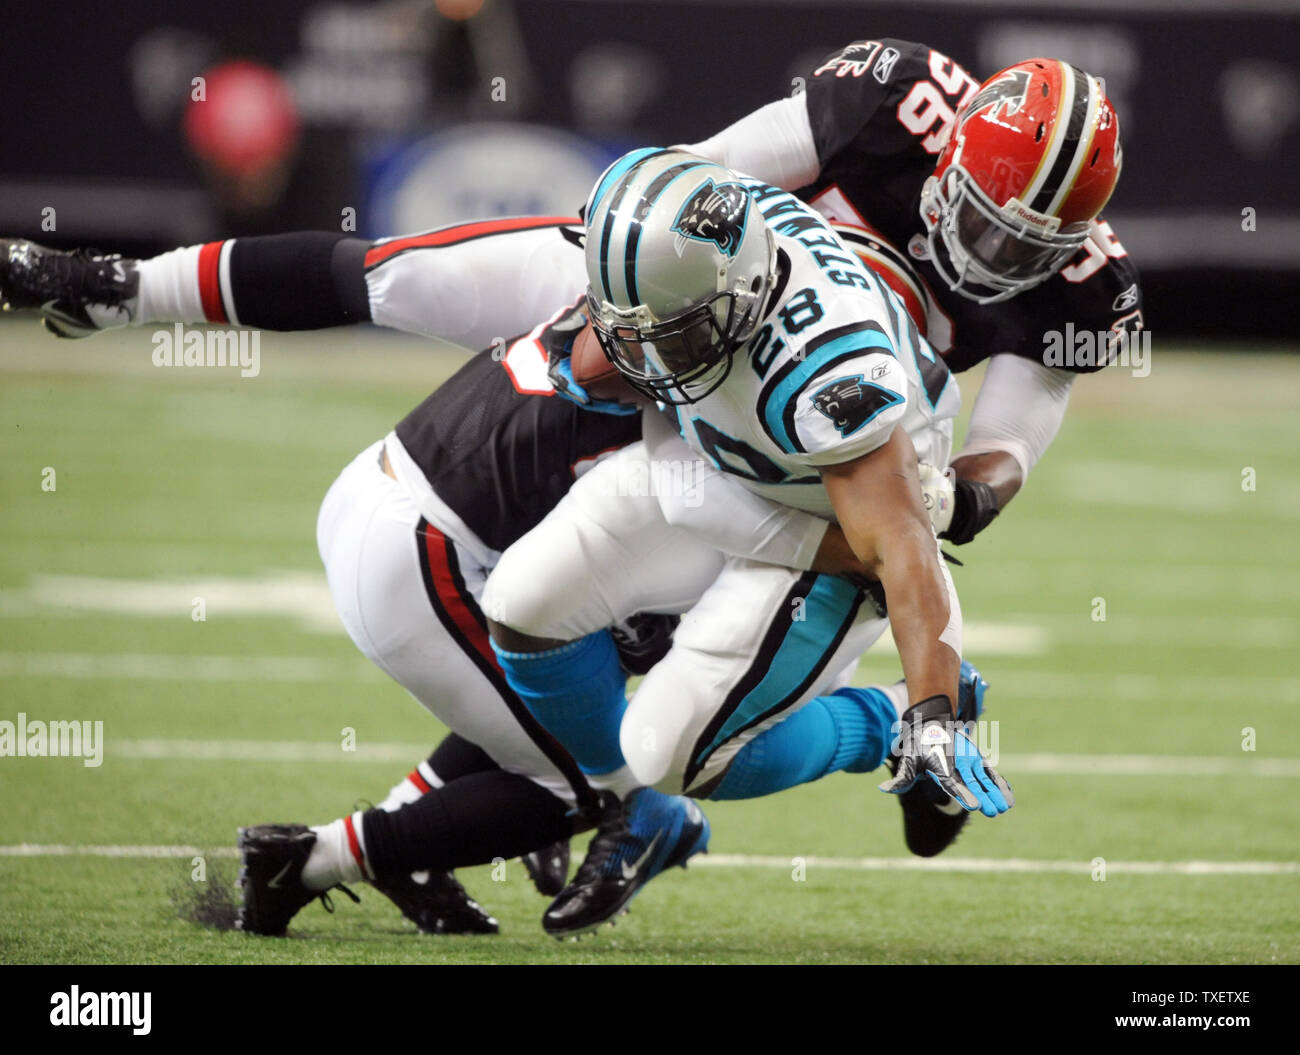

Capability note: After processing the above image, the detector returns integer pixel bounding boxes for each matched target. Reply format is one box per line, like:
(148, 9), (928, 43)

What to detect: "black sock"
(426, 732), (498, 784)
(362, 771), (573, 878)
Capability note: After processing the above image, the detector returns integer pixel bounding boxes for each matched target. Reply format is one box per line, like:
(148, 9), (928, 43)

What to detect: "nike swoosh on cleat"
(621, 832), (663, 879)
(266, 861), (295, 889)
(40, 300), (89, 329)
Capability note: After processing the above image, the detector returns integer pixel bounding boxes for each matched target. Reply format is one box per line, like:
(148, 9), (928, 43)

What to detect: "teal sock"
(491, 631), (628, 775)
(709, 686), (895, 800)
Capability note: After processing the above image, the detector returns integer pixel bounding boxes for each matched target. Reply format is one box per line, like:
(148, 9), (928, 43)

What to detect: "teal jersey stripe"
(695, 574), (862, 765)
(761, 328), (895, 454)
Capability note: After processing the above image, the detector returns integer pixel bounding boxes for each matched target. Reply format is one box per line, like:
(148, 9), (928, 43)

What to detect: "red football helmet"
(919, 58), (1122, 303)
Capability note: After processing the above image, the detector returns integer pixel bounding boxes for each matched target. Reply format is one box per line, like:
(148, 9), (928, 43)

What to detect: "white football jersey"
(663, 178), (960, 517)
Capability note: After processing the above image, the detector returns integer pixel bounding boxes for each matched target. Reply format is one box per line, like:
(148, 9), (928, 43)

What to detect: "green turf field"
(1, 321), (1297, 964)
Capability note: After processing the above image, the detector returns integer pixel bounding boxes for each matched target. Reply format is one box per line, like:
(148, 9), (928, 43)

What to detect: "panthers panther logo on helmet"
(810, 375), (904, 437)
(671, 179), (750, 259)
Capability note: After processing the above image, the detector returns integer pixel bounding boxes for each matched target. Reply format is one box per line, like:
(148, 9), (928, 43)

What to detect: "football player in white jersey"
(2, 41), (1123, 935)
(481, 149), (1012, 935)
(1, 220), (947, 938)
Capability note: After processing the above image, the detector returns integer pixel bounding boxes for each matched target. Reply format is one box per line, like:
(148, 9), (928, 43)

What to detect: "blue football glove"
(547, 352), (639, 416)
(879, 694), (1013, 817)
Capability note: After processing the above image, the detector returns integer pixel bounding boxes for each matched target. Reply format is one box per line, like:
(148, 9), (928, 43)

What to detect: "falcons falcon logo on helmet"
(810, 375), (904, 437)
(671, 179), (749, 259)
(962, 69), (1032, 126)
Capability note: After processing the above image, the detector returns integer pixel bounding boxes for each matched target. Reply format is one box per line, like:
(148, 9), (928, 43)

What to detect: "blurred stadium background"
(1, 0), (1297, 966)
(3, 0), (1297, 334)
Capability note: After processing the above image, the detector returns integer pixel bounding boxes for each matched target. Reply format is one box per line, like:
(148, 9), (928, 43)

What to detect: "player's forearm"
(871, 521), (962, 711)
(135, 233), (371, 331)
(950, 449), (1023, 510)
(956, 355), (1073, 503)
(821, 429), (962, 708)
(941, 354), (1074, 542)
(681, 95), (822, 190)
(808, 523), (871, 577)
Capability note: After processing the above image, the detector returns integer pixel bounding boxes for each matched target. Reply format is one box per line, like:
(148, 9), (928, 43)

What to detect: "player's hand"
(917, 462), (955, 535)
(547, 346), (638, 416)
(879, 694), (1013, 817)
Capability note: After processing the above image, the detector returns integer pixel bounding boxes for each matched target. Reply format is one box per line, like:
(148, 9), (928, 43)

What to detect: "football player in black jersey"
(687, 41), (1138, 543)
(1, 39), (1136, 937)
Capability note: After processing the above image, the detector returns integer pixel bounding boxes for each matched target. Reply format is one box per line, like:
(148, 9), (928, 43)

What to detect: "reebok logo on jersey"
(873, 47), (900, 84)
(671, 179), (749, 259)
(1112, 283), (1139, 311)
(809, 375), (903, 437)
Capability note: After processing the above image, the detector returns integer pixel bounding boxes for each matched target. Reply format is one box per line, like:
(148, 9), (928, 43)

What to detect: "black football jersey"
(798, 38), (1144, 374)
(394, 332), (639, 553)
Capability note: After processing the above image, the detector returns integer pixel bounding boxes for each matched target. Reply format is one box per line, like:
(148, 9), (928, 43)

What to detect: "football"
(571, 322), (646, 405)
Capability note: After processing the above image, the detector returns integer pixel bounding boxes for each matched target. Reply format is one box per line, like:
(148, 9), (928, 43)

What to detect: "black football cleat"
(370, 870), (499, 935)
(235, 824), (358, 936)
(0, 239), (138, 337)
(892, 660), (989, 857)
(521, 840), (570, 897)
(542, 789), (709, 939)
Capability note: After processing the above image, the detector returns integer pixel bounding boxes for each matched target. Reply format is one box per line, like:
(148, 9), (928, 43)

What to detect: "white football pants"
(482, 442), (889, 794)
(316, 438), (622, 808)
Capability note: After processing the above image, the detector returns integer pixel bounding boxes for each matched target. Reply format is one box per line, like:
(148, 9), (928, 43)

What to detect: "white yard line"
(113, 739), (420, 763)
(1, 731), (1295, 776)
(0, 652), (379, 682)
(1005, 753), (1300, 778)
(0, 738), (1274, 779)
(0, 844), (240, 859)
(6, 651), (1300, 706)
(1001, 670), (1300, 702)
(0, 572), (344, 634)
(694, 855), (1300, 877)
(0, 844), (1294, 876)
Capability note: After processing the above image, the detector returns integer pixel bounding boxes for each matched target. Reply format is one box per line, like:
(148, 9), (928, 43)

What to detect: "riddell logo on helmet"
(1003, 199), (1059, 234)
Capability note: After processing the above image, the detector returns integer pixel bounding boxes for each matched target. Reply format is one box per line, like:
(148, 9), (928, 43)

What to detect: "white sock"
(301, 812), (368, 891)
(136, 244), (210, 324)
(376, 760), (442, 813)
(589, 763), (643, 800)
